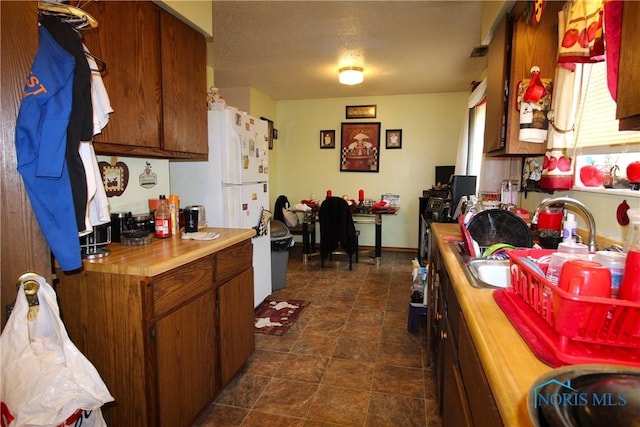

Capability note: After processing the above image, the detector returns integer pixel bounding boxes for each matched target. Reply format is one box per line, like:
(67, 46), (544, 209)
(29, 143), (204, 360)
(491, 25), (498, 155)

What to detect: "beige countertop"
(80, 228), (255, 277)
(431, 223), (551, 427)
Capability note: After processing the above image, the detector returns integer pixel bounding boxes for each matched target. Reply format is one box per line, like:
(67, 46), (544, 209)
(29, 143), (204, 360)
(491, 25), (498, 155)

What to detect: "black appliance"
(435, 165), (455, 187)
(448, 175), (477, 218)
(418, 175), (477, 264)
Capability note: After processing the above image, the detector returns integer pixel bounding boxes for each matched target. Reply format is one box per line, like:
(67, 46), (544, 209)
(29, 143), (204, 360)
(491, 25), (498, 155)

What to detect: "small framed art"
(345, 105), (377, 119)
(320, 130), (335, 148)
(386, 129), (402, 149)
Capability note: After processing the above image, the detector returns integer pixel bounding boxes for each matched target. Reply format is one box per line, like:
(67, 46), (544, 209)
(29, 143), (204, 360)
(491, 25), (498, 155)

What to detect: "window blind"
(574, 62), (640, 148)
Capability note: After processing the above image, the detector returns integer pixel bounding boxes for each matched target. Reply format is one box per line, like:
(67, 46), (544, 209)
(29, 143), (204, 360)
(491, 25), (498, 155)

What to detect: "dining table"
(292, 205), (398, 266)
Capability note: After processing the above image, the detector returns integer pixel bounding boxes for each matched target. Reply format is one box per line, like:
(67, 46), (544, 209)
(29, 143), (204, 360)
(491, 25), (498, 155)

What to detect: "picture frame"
(340, 122), (380, 172)
(320, 130), (335, 148)
(261, 116), (275, 149)
(345, 105), (377, 119)
(385, 129), (402, 149)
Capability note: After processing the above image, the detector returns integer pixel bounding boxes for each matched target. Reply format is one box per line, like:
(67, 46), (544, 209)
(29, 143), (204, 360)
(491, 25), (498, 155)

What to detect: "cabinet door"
(505, 1), (561, 155)
(441, 321), (473, 427)
(484, 14), (509, 153)
(459, 316), (504, 427)
(485, 1), (563, 156)
(616, 1), (640, 130)
(155, 289), (217, 427)
(160, 10), (207, 155)
(84, 1), (162, 150)
(435, 288), (446, 415)
(218, 267), (255, 385)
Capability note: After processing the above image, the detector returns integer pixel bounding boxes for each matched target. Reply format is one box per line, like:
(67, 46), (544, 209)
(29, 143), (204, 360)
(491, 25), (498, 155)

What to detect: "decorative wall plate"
(99, 157), (129, 197)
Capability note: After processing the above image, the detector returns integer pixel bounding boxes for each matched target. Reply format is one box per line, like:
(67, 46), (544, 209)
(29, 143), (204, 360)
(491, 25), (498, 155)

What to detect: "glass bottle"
(154, 195), (172, 238)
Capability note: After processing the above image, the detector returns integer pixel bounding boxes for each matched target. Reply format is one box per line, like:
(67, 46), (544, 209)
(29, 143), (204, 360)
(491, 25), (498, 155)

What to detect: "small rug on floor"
(254, 298), (310, 336)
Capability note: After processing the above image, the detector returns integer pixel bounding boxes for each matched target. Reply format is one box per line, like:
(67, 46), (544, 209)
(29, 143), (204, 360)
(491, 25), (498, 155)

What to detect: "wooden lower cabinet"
(442, 321), (473, 427)
(429, 242), (503, 427)
(155, 289), (217, 427)
(218, 268), (255, 385)
(458, 317), (503, 427)
(55, 240), (254, 427)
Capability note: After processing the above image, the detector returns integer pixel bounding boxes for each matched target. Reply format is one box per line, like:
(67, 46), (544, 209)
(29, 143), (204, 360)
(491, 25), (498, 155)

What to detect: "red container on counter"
(537, 209), (563, 231)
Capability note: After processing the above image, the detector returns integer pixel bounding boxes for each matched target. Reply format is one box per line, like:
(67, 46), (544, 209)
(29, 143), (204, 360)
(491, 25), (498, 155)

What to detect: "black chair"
(319, 197), (359, 269)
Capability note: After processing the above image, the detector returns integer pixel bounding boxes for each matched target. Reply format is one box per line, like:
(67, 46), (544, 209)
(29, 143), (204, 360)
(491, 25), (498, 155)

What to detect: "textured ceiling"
(210, 1), (489, 100)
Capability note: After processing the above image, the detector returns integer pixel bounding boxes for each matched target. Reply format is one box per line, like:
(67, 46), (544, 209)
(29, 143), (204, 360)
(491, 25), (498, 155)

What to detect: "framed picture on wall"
(320, 130), (335, 148)
(340, 122), (380, 172)
(345, 105), (377, 119)
(261, 116), (275, 149)
(385, 129), (402, 149)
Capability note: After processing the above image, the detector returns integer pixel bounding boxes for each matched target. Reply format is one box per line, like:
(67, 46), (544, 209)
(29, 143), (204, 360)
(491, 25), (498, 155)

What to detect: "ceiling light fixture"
(339, 66), (364, 85)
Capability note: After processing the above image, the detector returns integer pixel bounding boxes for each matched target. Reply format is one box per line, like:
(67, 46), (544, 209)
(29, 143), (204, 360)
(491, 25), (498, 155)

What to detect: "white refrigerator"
(170, 109), (272, 308)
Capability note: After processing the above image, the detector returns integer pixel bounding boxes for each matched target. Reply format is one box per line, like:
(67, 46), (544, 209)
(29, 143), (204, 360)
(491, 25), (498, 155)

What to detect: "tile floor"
(194, 245), (441, 427)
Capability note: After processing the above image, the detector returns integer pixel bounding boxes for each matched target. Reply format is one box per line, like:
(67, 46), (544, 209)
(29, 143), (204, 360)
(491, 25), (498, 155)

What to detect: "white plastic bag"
(1, 274), (114, 426)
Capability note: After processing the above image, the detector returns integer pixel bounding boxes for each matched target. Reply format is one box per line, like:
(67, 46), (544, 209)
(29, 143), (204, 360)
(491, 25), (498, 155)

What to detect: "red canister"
(537, 209), (563, 231)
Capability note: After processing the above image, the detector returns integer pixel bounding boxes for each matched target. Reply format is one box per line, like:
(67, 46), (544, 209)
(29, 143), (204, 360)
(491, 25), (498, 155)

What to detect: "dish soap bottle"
(154, 195), (172, 238)
(562, 213), (577, 243)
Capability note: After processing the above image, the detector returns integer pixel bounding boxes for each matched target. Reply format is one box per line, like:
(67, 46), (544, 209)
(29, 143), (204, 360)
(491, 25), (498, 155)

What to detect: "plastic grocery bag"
(1, 274), (114, 426)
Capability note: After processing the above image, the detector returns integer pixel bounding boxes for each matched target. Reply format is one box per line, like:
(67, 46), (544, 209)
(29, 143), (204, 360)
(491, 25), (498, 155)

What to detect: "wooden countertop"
(431, 223), (551, 427)
(80, 228), (255, 277)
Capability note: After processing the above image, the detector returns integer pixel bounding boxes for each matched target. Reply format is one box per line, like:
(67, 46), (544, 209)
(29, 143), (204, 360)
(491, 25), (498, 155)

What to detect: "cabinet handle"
(440, 330), (447, 340)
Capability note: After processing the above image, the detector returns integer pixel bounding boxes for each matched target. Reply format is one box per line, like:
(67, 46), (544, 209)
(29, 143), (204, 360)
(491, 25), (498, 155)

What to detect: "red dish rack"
(503, 249), (640, 367)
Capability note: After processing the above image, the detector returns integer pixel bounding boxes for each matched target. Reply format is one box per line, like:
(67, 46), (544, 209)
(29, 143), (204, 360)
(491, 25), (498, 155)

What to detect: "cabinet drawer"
(215, 240), (252, 284)
(152, 257), (214, 318)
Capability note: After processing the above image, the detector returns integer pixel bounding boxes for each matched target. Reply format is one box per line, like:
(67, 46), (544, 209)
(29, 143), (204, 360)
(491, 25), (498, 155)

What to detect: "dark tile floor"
(194, 245), (441, 427)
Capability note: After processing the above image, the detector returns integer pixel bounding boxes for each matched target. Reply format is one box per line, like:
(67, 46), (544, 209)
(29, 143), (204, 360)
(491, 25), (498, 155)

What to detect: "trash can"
(271, 220), (293, 290)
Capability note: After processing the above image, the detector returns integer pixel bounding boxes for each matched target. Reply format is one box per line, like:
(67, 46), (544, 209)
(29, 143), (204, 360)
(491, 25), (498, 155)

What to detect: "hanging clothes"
(39, 15), (92, 235)
(81, 46), (113, 228)
(15, 25), (82, 272)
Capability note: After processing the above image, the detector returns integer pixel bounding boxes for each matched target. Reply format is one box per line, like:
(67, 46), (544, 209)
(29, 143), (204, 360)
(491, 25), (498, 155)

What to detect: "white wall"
(97, 156), (171, 216)
(273, 93), (469, 249)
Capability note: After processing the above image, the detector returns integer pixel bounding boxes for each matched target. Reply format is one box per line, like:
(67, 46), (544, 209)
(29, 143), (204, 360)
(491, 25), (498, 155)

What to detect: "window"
(573, 61), (640, 191)
(574, 61), (640, 147)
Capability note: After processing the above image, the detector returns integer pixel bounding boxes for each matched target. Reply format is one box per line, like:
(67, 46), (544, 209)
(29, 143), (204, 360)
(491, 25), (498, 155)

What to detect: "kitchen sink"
(467, 258), (511, 288)
(449, 241), (512, 289)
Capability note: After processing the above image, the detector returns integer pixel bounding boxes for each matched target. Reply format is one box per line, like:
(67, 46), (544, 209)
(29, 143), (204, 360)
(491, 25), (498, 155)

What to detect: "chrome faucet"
(531, 197), (598, 252)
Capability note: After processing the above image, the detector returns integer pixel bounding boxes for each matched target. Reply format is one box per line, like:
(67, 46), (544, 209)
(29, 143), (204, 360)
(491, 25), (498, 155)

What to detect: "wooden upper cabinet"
(616, 1), (640, 130)
(83, 1), (207, 159)
(160, 11), (207, 154)
(484, 1), (562, 156)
